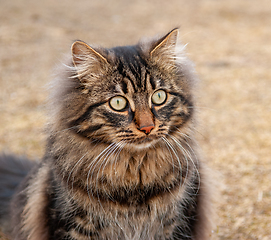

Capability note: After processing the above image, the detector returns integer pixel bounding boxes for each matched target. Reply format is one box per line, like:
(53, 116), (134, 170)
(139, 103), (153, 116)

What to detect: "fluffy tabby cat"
(0, 29), (214, 240)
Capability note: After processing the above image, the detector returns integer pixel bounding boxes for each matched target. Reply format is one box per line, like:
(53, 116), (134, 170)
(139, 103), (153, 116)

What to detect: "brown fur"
(1, 29), (214, 239)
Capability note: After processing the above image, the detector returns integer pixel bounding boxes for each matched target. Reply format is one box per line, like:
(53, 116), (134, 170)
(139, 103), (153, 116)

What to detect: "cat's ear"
(71, 40), (108, 78)
(149, 28), (179, 69)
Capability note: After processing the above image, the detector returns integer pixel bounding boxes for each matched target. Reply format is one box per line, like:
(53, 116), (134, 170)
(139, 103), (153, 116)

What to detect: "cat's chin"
(127, 137), (160, 151)
(131, 142), (153, 150)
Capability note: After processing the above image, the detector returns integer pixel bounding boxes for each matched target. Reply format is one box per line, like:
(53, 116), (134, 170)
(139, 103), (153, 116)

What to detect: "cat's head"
(51, 29), (197, 151)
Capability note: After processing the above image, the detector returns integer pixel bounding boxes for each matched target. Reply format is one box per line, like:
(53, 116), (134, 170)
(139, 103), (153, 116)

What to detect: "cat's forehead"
(110, 46), (172, 94)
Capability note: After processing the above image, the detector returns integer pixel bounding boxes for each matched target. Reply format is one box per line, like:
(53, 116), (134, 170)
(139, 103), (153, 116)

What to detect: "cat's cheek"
(152, 107), (171, 122)
(100, 109), (128, 127)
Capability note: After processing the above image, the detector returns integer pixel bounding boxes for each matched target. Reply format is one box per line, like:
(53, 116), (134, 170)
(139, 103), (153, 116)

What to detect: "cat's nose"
(134, 105), (155, 135)
(139, 124), (154, 135)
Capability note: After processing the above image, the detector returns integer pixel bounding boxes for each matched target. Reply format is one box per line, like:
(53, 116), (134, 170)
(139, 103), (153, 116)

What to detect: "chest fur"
(53, 191), (180, 240)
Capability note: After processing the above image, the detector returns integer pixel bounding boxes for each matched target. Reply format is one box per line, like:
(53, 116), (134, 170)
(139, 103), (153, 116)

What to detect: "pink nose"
(139, 125), (154, 134)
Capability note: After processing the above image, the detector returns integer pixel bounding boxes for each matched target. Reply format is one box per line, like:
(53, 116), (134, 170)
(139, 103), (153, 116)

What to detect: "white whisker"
(111, 141), (126, 183)
(86, 143), (115, 204)
(97, 141), (124, 202)
(162, 137), (175, 173)
(54, 125), (81, 134)
(161, 136), (184, 198)
(66, 151), (88, 192)
(169, 135), (200, 195)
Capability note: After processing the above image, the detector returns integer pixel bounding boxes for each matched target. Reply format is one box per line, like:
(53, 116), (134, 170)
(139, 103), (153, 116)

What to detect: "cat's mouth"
(128, 135), (160, 149)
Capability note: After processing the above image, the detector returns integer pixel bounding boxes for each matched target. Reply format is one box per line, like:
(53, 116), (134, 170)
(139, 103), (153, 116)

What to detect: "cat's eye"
(109, 96), (127, 111)
(151, 90), (167, 105)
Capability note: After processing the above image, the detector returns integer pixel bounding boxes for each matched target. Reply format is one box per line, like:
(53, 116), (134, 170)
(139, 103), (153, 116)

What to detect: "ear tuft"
(149, 28), (179, 70)
(71, 40), (108, 67)
(150, 28), (179, 57)
(71, 41), (109, 79)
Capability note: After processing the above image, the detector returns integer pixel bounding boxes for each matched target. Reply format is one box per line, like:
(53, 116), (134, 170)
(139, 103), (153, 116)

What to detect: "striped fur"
(1, 29), (214, 239)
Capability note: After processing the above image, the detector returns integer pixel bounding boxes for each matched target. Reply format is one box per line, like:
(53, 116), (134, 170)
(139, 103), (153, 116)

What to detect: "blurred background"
(0, 0), (270, 239)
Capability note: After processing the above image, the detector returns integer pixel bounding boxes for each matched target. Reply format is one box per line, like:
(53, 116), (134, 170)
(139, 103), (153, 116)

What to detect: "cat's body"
(0, 29), (214, 239)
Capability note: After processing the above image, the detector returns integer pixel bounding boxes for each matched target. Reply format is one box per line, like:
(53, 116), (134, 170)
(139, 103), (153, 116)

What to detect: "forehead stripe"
(120, 81), (128, 94)
(117, 60), (137, 92)
(149, 76), (156, 90)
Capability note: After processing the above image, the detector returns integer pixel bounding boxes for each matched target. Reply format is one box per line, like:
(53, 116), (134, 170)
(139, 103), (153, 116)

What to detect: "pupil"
(158, 93), (161, 99)
(117, 99), (120, 105)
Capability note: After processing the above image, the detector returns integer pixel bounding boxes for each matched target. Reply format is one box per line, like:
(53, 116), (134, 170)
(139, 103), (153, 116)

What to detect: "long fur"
(0, 29), (215, 240)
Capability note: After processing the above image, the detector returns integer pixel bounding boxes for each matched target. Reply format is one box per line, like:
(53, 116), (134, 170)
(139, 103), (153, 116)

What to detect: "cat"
(0, 28), (214, 240)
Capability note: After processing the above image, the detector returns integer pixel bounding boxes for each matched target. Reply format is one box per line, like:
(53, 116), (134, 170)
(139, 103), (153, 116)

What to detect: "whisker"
(162, 137), (175, 173)
(66, 152), (88, 192)
(167, 134), (188, 179)
(172, 129), (200, 180)
(172, 126), (201, 148)
(55, 125), (81, 134)
(97, 141), (124, 202)
(111, 141), (126, 184)
(170, 135), (200, 195)
(86, 143), (116, 205)
(187, 106), (216, 111)
(161, 137), (184, 198)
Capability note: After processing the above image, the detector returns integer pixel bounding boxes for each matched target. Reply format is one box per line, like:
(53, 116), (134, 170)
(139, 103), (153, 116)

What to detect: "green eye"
(151, 90), (167, 105)
(109, 96), (127, 111)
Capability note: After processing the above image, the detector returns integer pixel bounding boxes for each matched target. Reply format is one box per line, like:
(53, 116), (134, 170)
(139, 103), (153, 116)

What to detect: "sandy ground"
(0, 0), (271, 239)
